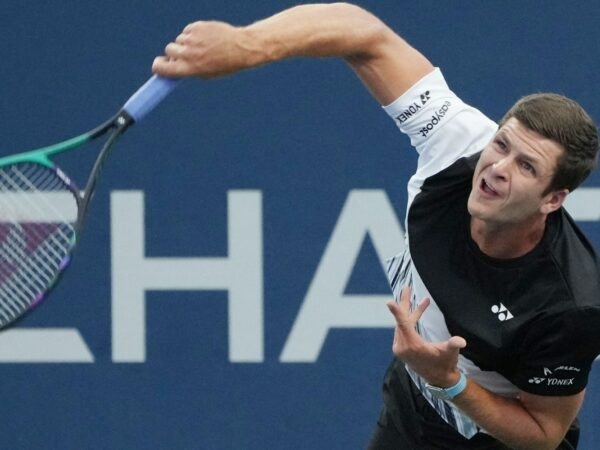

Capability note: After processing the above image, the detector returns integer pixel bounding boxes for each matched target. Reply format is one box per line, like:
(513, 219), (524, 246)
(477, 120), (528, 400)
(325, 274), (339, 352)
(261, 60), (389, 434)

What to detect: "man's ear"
(540, 189), (569, 214)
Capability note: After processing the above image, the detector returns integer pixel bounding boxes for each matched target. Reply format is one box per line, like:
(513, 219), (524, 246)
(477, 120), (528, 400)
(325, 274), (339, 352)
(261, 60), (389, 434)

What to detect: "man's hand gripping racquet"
(0, 75), (179, 329)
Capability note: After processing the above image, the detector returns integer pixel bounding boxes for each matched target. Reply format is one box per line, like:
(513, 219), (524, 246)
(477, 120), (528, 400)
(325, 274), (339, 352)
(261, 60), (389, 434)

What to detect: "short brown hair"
(499, 93), (599, 193)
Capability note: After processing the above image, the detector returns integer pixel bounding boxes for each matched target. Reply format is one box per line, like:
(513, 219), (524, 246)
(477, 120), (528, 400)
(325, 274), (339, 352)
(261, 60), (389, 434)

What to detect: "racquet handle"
(122, 75), (181, 122)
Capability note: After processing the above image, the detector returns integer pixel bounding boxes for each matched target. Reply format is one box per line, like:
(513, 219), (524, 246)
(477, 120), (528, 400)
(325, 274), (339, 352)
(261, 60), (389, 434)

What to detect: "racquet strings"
(0, 162), (77, 326)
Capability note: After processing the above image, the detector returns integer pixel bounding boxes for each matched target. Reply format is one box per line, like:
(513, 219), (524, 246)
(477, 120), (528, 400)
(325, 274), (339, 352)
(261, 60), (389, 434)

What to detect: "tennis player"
(153, 3), (600, 449)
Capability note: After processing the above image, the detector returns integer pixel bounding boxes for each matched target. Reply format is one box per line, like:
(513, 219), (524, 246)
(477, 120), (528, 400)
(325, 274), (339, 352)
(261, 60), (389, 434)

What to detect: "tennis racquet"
(0, 75), (179, 329)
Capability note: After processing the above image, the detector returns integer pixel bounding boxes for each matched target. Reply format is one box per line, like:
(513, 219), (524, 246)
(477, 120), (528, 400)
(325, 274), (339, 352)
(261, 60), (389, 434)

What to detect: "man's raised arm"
(152, 2), (434, 105)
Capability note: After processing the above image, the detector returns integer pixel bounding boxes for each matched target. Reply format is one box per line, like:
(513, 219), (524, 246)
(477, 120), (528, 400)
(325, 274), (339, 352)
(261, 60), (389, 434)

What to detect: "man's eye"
(521, 161), (535, 174)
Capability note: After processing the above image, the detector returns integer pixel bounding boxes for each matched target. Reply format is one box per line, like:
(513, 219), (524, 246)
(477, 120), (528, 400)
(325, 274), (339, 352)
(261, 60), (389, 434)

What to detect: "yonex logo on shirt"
(529, 366), (578, 387)
(491, 303), (514, 321)
(528, 376), (575, 386)
(393, 91), (432, 124)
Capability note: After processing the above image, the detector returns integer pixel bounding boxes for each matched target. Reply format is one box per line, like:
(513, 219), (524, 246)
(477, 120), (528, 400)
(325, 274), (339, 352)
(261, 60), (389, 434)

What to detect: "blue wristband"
(425, 372), (468, 401)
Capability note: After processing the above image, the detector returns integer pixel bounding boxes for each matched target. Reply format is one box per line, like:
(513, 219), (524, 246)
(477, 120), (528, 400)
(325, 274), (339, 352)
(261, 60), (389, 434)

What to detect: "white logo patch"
(491, 303), (514, 321)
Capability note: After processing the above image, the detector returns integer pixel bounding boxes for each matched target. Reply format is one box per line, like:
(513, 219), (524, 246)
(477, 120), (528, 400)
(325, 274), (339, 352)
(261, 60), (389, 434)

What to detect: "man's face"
(467, 118), (566, 225)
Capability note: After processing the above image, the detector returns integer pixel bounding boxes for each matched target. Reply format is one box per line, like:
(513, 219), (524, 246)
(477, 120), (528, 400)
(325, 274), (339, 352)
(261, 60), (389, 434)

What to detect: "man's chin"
(467, 199), (495, 223)
(466, 195), (482, 218)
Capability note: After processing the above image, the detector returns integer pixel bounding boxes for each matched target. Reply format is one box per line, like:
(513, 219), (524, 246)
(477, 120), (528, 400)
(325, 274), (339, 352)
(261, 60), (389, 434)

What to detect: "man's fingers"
(152, 56), (168, 74)
(152, 56), (189, 78)
(386, 300), (401, 318)
(448, 336), (467, 350)
(175, 33), (189, 45)
(386, 300), (410, 327)
(400, 285), (411, 303)
(165, 42), (186, 58)
(386, 296), (430, 327)
(414, 297), (430, 318)
(182, 21), (199, 34)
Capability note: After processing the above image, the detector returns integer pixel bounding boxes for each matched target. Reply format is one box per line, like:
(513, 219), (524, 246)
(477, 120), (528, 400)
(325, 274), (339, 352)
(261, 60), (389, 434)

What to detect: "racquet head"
(0, 160), (79, 326)
(0, 75), (180, 329)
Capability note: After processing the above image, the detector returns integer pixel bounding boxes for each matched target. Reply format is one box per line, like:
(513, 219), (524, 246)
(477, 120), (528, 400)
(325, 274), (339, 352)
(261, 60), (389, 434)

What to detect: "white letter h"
(111, 190), (263, 363)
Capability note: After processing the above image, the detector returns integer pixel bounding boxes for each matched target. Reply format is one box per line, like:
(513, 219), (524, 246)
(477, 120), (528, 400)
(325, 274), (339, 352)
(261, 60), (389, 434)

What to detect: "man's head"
(468, 94), (598, 230)
(498, 93), (598, 194)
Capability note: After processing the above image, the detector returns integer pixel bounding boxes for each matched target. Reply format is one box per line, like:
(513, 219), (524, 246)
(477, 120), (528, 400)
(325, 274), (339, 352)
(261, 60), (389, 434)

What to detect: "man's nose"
(491, 157), (511, 179)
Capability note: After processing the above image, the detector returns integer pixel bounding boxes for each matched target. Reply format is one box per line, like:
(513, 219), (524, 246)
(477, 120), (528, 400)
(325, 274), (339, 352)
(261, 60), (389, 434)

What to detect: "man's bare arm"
(152, 2), (434, 105)
(453, 380), (584, 450)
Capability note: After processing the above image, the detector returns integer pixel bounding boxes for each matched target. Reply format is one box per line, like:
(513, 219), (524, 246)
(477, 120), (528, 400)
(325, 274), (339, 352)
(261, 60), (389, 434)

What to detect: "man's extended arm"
(152, 2), (434, 105)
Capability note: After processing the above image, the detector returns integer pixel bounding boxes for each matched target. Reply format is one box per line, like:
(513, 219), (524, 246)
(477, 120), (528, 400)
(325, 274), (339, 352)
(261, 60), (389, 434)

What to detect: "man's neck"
(469, 216), (547, 259)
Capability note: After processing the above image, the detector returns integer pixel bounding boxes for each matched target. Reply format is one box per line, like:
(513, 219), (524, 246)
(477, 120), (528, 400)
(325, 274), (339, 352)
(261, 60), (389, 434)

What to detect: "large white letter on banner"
(111, 190), (263, 363)
(280, 190), (404, 362)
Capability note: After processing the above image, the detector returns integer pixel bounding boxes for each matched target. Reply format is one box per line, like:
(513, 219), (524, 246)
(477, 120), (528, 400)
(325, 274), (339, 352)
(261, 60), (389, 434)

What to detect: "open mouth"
(480, 178), (499, 196)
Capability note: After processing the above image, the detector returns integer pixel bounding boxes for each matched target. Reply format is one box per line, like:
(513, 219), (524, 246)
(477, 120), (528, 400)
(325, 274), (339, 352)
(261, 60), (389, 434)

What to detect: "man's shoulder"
(548, 209), (600, 308)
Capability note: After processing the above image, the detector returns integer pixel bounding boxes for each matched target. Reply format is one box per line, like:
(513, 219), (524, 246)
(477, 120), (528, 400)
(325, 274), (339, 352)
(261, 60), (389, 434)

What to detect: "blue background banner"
(1, 1), (599, 448)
